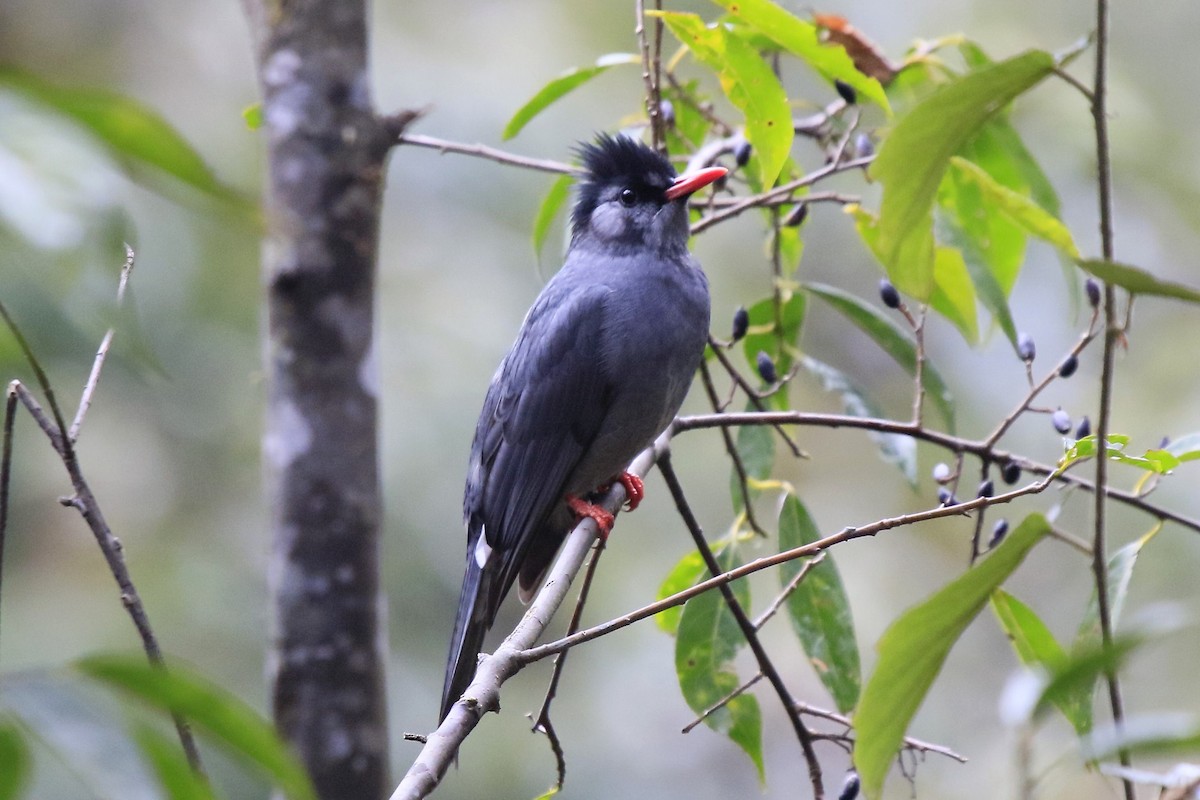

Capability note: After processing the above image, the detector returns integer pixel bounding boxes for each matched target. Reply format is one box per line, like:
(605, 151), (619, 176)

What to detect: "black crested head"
(571, 134), (678, 236)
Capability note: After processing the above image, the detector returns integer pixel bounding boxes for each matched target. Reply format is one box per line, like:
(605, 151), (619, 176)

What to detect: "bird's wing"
(466, 280), (615, 618)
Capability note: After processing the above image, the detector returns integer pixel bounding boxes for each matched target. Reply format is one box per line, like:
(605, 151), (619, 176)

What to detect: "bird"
(440, 134), (726, 723)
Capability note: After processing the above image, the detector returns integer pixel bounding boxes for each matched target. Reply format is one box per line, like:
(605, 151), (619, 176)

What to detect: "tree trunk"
(246, 0), (391, 796)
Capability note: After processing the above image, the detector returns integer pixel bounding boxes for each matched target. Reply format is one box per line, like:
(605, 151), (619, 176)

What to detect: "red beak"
(664, 166), (728, 201)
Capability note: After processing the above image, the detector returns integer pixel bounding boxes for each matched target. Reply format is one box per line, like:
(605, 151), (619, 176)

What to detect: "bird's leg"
(566, 494), (615, 540)
(595, 471), (645, 511)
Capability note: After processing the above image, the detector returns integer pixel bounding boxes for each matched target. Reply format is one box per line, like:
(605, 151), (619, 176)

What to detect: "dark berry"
(756, 351), (777, 384)
(1159, 435), (1171, 449)
(1086, 278), (1102, 308)
(879, 279), (901, 309)
(1075, 416), (1091, 439)
(931, 462), (952, 484)
(937, 487), (956, 506)
(1058, 353), (1079, 378)
(734, 139), (753, 168)
(1001, 460), (1021, 485)
(658, 99), (675, 128)
(784, 202), (809, 227)
(978, 479), (994, 498)
(834, 78), (857, 105)
(989, 518), (1009, 549)
(731, 306), (749, 342)
(1017, 332), (1036, 363)
(854, 132), (875, 159)
(838, 772), (861, 800)
(1052, 408), (1072, 435)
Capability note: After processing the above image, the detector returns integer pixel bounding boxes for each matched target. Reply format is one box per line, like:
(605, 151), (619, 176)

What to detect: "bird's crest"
(571, 134), (677, 233)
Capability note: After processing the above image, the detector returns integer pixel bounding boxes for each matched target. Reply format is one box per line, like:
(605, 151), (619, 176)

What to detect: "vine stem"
(1089, 0), (1134, 796)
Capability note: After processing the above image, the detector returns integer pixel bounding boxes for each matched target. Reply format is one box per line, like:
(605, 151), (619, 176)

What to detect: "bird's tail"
(440, 553), (493, 723)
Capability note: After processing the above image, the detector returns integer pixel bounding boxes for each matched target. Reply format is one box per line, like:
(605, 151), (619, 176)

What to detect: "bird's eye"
(619, 188), (637, 207)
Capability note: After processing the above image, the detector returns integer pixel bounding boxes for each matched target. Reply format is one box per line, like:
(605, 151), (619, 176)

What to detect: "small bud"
(756, 351), (777, 384)
(1086, 278), (1102, 308)
(834, 78), (857, 105)
(931, 462), (952, 484)
(1001, 460), (1021, 485)
(731, 306), (749, 342)
(854, 132), (875, 159)
(658, 99), (676, 128)
(978, 479), (994, 498)
(937, 487), (956, 506)
(838, 772), (861, 800)
(784, 202), (809, 227)
(1058, 353), (1079, 378)
(1052, 408), (1072, 435)
(1159, 435), (1171, 449)
(1075, 415), (1091, 440)
(734, 139), (753, 168)
(989, 518), (1009, 549)
(1017, 332), (1036, 363)
(879, 279), (901, 309)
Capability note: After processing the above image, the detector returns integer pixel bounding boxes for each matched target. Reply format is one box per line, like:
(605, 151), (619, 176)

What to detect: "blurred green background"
(2, 0), (1199, 797)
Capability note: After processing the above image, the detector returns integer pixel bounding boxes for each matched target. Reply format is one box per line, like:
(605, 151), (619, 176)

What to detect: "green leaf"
(710, 0), (891, 112)
(1084, 714), (1200, 762)
(800, 355), (917, 487)
(0, 720), (30, 800)
(657, 12), (792, 187)
(1061, 435), (1182, 474)
(0, 66), (233, 200)
(851, 205), (978, 347)
(242, 103), (263, 131)
(1, 673), (161, 800)
(990, 590), (1092, 734)
(929, 244), (979, 344)
(949, 157), (1079, 258)
(1077, 259), (1200, 305)
(657, 539), (734, 634)
(936, 209), (1019, 347)
(1165, 432), (1200, 462)
(1036, 632), (1146, 725)
(532, 173), (574, 259)
(675, 548), (764, 781)
(779, 495), (860, 713)
(871, 50), (1055, 299)
(1075, 523), (1162, 650)
(731, 402), (776, 512)
(133, 723), (217, 800)
(502, 53), (640, 140)
(854, 513), (1050, 800)
(806, 282), (955, 432)
(77, 654), (317, 800)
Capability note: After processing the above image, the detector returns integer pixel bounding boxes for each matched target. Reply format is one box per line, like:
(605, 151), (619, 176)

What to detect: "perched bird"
(441, 134), (726, 723)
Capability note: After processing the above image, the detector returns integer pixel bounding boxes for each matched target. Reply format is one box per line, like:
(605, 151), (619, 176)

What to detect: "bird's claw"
(617, 472), (644, 511)
(567, 494), (615, 540)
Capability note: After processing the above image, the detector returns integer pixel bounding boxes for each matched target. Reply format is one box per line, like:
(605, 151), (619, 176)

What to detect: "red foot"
(567, 495), (615, 539)
(617, 472), (644, 511)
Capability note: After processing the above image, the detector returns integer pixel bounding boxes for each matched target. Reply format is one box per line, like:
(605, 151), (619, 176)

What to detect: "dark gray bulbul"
(441, 134), (725, 722)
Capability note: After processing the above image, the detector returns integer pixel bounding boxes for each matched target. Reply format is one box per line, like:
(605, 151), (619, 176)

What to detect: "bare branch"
(69, 244), (135, 443)
(396, 133), (578, 175)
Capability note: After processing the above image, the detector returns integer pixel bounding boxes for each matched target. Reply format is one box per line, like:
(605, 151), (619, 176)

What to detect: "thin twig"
(691, 155), (874, 235)
(395, 133), (578, 175)
(523, 471), (1058, 663)
(793, 701), (968, 764)
(0, 386), (17, 658)
(753, 552), (825, 630)
(706, 335), (803, 458)
(69, 244), (135, 443)
(530, 537), (609, 792)
(698, 360), (767, 537)
(682, 673), (764, 734)
(0, 302), (206, 775)
(657, 451), (825, 800)
(1090, 0), (1133, 795)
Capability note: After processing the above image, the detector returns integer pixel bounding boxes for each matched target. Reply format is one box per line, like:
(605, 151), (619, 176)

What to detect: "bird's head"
(570, 134), (726, 255)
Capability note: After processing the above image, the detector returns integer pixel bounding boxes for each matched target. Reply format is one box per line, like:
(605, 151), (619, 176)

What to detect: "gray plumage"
(440, 135), (721, 722)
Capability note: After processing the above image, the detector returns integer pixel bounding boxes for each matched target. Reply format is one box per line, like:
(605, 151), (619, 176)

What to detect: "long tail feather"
(440, 554), (493, 722)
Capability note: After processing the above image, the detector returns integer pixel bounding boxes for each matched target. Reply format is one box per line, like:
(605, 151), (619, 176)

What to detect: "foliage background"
(1, 0), (1199, 797)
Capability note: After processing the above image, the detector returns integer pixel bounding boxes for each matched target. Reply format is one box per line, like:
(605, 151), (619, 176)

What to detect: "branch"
(395, 133), (578, 175)
(657, 451), (825, 799)
(69, 243), (135, 443)
(391, 432), (671, 800)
